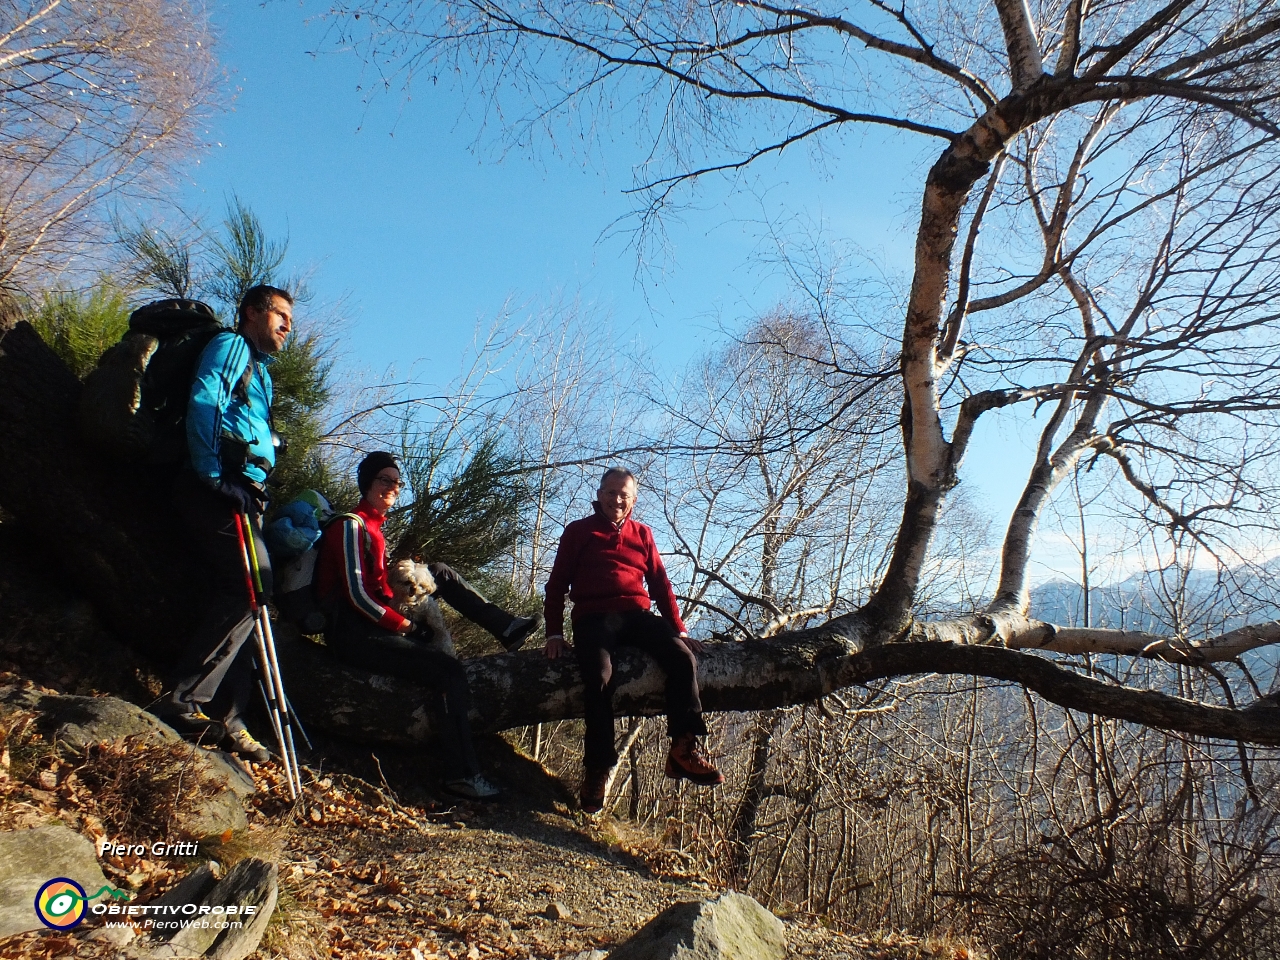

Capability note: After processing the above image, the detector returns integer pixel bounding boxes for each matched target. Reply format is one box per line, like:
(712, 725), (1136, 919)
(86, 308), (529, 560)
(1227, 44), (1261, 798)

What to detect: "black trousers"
(429, 562), (519, 639)
(325, 603), (481, 780)
(573, 610), (707, 771)
(164, 473), (272, 730)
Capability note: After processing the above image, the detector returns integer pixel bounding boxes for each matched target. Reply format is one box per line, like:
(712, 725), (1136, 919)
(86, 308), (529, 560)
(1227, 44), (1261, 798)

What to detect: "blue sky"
(171, 1), (1084, 579)
(177, 7), (901, 366)
(179, 3), (922, 374)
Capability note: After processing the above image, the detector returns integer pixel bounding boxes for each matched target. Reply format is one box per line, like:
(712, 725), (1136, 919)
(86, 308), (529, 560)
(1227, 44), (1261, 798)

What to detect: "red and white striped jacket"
(314, 500), (411, 633)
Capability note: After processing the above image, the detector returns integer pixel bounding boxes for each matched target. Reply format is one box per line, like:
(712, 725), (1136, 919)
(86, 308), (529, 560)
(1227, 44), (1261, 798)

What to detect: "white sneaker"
(444, 775), (501, 801)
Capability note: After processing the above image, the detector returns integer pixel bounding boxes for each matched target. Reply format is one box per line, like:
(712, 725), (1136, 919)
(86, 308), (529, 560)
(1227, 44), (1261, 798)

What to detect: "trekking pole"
(231, 521), (284, 750)
(247, 660), (304, 757)
(251, 671), (286, 757)
(252, 660), (313, 751)
(249, 670), (312, 752)
(243, 514), (302, 790)
(241, 513), (302, 799)
(233, 514), (292, 792)
(249, 658), (314, 750)
(281, 690), (313, 751)
(234, 512), (300, 800)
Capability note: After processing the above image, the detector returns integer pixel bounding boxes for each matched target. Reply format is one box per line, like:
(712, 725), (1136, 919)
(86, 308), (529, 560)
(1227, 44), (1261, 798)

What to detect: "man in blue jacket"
(155, 285), (292, 762)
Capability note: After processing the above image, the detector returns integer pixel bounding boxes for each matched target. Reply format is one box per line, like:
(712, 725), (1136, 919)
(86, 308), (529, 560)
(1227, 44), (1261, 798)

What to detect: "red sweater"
(543, 504), (687, 637)
(314, 501), (411, 633)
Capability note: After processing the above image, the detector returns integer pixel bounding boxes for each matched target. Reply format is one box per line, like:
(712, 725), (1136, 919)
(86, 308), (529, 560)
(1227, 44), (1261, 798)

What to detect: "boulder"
(607, 892), (785, 960)
(146, 861), (221, 935)
(85, 923), (139, 947)
(0, 687), (252, 839)
(0, 825), (114, 938)
(139, 857), (277, 960)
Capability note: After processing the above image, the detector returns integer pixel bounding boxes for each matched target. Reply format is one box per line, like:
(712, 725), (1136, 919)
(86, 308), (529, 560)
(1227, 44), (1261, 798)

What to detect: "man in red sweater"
(544, 467), (723, 813)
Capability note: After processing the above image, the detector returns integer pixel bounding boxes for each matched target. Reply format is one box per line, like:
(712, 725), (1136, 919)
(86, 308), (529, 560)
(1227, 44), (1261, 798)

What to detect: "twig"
(370, 753), (401, 807)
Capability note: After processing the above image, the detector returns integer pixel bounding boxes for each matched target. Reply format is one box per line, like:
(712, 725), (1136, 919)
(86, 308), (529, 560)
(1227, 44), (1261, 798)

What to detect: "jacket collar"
(356, 499), (387, 527)
(591, 501), (631, 532)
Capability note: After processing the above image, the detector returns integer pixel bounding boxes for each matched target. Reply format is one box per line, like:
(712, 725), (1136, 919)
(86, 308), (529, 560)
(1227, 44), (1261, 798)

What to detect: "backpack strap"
(329, 512), (370, 556)
(232, 332), (255, 405)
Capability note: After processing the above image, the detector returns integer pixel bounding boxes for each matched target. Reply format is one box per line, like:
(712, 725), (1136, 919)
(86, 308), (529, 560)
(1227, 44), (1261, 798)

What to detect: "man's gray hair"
(599, 466), (636, 487)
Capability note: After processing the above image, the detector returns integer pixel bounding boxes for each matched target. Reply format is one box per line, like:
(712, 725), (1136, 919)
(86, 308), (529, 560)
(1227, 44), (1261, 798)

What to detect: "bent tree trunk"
(277, 620), (1280, 744)
(2, 315), (1279, 748)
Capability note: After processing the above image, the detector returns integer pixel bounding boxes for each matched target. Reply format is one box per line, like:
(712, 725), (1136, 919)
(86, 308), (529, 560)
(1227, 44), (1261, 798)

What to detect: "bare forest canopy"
(6, 5), (1280, 954)
(0, 1), (217, 291)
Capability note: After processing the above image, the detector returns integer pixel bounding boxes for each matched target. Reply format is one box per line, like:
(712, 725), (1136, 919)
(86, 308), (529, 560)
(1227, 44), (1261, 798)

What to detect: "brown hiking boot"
(579, 767), (610, 814)
(665, 734), (724, 786)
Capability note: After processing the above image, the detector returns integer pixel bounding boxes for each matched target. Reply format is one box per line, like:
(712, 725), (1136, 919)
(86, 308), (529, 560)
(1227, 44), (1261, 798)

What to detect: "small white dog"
(387, 559), (457, 659)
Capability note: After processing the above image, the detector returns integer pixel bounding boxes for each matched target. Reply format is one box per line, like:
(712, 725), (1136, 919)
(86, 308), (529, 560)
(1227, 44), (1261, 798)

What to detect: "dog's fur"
(386, 559), (457, 659)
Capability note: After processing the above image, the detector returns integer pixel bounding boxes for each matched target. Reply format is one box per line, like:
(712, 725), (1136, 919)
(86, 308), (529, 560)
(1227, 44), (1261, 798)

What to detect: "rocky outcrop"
(607, 892), (785, 960)
(140, 858), (278, 960)
(0, 686), (253, 839)
(0, 824), (114, 938)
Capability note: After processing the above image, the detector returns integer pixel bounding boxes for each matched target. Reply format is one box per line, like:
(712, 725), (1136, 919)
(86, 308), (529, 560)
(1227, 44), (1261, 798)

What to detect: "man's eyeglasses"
(374, 476), (405, 491)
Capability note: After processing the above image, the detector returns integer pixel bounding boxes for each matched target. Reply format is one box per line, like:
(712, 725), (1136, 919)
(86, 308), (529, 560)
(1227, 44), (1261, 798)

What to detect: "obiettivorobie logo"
(34, 877), (130, 930)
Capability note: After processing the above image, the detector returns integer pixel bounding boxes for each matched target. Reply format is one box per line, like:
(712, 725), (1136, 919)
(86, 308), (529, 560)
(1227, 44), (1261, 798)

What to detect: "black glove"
(211, 477), (257, 516)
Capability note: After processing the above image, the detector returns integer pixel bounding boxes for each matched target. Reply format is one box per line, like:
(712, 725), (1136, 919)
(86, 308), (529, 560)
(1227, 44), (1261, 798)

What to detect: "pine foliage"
(390, 433), (528, 575)
(268, 328), (338, 505)
(26, 282), (132, 379)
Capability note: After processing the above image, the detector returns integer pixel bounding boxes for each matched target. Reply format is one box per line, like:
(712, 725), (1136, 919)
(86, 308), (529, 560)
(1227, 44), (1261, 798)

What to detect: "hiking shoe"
(501, 615), (541, 652)
(224, 728), (271, 763)
(444, 775), (501, 801)
(665, 734), (724, 786)
(579, 767), (610, 814)
(155, 705), (224, 740)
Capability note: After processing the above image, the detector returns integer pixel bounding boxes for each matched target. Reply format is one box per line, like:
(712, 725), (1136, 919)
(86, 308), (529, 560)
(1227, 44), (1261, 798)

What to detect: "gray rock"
(564, 952), (608, 960)
(0, 687), (253, 839)
(547, 900), (574, 920)
(142, 857), (277, 960)
(607, 892), (785, 960)
(0, 825), (116, 938)
(146, 862), (221, 942)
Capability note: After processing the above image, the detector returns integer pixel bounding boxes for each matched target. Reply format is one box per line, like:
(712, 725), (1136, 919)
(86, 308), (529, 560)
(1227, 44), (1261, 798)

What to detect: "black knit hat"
(357, 451), (402, 496)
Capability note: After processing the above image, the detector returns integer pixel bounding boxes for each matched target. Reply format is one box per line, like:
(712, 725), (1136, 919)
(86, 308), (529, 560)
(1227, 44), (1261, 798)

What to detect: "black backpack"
(79, 299), (248, 468)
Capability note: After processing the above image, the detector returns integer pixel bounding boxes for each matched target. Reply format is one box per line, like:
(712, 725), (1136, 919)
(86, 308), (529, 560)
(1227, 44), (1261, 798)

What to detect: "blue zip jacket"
(186, 331), (275, 485)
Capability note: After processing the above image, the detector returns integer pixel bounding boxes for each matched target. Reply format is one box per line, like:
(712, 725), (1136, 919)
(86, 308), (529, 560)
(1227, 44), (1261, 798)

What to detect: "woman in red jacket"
(315, 451), (499, 801)
(544, 467), (723, 813)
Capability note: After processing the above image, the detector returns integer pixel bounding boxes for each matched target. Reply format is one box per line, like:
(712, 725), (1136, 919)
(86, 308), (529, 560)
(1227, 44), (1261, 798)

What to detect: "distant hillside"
(1030, 559), (1280, 635)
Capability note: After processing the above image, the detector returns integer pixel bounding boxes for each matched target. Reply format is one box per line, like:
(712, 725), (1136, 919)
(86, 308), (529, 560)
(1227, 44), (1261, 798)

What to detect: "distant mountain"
(1030, 559), (1280, 634)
